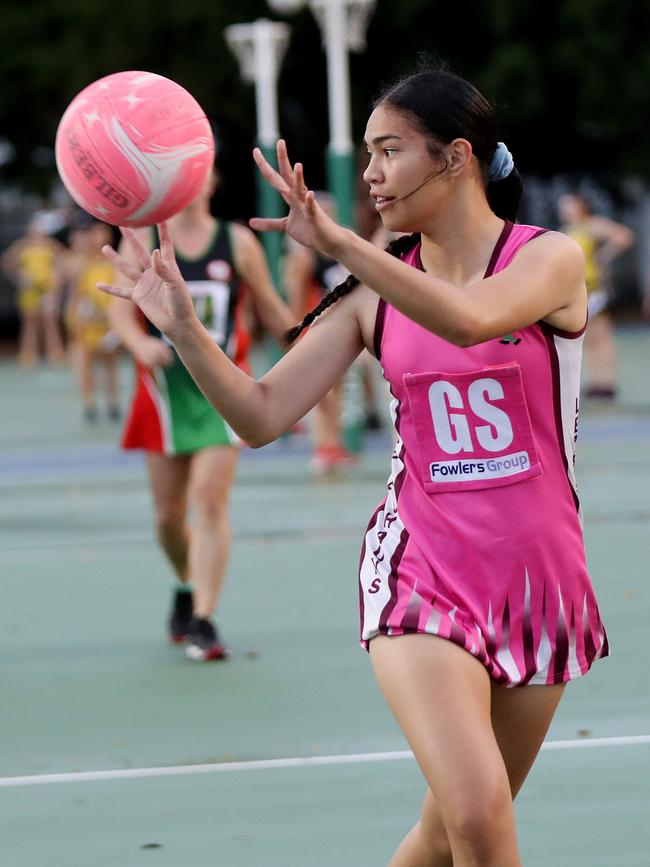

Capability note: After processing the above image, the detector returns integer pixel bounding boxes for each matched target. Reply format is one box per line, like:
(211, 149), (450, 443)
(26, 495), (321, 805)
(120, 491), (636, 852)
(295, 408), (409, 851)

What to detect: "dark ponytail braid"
(283, 232), (422, 345)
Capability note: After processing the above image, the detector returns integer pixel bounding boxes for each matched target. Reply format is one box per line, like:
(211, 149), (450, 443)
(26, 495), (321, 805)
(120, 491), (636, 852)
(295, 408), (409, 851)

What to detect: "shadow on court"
(0, 327), (649, 866)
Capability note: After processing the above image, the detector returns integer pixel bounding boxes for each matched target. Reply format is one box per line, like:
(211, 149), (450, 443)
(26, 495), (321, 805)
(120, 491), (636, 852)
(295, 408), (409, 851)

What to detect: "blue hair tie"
(488, 142), (514, 182)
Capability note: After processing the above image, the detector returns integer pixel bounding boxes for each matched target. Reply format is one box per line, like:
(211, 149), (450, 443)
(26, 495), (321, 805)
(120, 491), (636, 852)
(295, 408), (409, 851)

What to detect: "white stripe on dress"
(359, 396), (407, 641)
(552, 332), (584, 521)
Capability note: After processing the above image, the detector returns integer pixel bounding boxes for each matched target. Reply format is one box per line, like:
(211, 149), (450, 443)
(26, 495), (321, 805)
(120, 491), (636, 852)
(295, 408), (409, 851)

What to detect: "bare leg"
(17, 311), (39, 367)
(102, 350), (121, 412)
(187, 446), (239, 618)
(146, 452), (192, 582)
(42, 301), (65, 364)
(382, 638), (565, 867)
(74, 344), (96, 414)
(372, 634), (521, 867)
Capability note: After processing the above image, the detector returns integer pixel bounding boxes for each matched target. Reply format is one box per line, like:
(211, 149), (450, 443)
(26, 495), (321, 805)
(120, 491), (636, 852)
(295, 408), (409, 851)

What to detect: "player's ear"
(446, 139), (473, 176)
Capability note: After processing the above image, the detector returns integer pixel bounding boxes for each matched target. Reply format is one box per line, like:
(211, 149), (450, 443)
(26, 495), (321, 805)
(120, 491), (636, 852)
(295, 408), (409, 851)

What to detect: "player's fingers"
(101, 245), (142, 284)
(249, 217), (289, 233)
(152, 247), (182, 283)
(276, 139), (295, 185)
(253, 148), (291, 197)
(120, 227), (151, 269)
(304, 190), (319, 218)
(157, 222), (174, 261)
(96, 281), (132, 300)
(294, 162), (308, 198)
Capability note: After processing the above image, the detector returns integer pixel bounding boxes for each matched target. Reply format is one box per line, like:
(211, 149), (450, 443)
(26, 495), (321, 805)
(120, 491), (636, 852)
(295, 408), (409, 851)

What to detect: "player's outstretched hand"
(97, 222), (196, 340)
(250, 140), (346, 257)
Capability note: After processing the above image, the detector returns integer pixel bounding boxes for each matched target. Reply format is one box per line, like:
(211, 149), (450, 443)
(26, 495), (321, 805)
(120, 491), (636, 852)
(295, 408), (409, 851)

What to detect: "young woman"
(110, 170), (293, 662)
(100, 68), (608, 864)
(558, 192), (634, 399)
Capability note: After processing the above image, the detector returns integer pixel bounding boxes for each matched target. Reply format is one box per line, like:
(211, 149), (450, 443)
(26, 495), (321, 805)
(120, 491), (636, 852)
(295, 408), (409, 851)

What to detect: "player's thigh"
(188, 446), (239, 513)
(490, 680), (565, 798)
(370, 635), (510, 813)
(146, 452), (191, 525)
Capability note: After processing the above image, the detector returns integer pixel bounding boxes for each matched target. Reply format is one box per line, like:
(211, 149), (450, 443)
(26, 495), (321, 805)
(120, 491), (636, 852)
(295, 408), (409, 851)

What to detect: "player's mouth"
(372, 194), (396, 212)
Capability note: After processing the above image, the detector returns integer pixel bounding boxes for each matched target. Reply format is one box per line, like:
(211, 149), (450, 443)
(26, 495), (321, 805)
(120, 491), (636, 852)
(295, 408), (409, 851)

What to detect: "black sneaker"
(186, 617), (229, 661)
(168, 589), (193, 644)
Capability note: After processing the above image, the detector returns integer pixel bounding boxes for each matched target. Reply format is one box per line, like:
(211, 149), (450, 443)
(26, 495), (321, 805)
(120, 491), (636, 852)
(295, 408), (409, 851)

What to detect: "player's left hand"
(97, 222), (197, 340)
(250, 140), (346, 258)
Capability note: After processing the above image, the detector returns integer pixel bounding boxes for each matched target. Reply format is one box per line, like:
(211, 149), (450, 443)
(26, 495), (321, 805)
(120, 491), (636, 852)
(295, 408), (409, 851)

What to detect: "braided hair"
(284, 232), (421, 345)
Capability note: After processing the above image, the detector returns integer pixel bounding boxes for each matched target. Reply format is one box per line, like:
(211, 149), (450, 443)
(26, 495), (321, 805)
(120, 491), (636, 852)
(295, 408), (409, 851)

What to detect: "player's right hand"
(98, 222), (198, 342)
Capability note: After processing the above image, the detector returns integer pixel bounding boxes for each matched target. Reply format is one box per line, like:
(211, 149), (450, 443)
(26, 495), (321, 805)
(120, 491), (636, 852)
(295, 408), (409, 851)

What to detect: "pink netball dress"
(359, 221), (608, 686)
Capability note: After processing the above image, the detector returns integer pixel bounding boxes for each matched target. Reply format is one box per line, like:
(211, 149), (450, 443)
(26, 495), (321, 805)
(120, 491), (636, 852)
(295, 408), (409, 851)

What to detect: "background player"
(110, 169), (293, 661)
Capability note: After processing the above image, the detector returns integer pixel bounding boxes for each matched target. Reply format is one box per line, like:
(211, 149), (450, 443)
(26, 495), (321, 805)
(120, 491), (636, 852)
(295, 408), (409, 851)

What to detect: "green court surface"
(1, 327), (649, 866)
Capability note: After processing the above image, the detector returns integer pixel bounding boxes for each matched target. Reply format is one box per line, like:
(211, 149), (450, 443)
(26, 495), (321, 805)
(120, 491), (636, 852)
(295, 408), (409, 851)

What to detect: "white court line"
(0, 735), (649, 789)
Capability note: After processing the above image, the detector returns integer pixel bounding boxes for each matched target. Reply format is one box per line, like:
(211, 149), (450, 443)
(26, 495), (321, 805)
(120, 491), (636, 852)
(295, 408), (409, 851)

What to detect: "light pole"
(268, 0), (375, 230)
(268, 0), (375, 454)
(225, 19), (290, 294)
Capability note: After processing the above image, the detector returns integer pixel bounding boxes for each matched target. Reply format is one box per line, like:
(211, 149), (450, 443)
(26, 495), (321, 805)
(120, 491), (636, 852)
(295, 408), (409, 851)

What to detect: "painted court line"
(1, 735), (648, 789)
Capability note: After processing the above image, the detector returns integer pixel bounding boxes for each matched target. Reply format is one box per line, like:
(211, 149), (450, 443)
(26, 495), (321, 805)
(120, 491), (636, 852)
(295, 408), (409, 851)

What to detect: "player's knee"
(193, 484), (228, 524)
(444, 787), (512, 860)
(155, 513), (185, 543)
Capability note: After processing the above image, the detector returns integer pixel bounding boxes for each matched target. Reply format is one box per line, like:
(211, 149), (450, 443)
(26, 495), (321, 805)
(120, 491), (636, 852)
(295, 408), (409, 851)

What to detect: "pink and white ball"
(55, 71), (215, 227)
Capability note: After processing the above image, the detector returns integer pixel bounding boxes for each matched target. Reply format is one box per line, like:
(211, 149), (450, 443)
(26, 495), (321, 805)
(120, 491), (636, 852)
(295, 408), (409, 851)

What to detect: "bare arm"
(1, 240), (22, 279)
(173, 290), (363, 445)
(589, 215), (635, 266)
(250, 141), (587, 346)
(327, 229), (587, 344)
(230, 222), (294, 341)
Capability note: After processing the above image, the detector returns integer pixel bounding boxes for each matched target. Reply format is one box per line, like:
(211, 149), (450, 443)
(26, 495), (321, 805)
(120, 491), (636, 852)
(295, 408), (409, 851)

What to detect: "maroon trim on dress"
(378, 526), (410, 634)
(541, 323), (581, 513)
(520, 606), (538, 687)
(373, 298), (387, 361)
(552, 599), (570, 683)
(483, 220), (514, 278)
(542, 315), (588, 341)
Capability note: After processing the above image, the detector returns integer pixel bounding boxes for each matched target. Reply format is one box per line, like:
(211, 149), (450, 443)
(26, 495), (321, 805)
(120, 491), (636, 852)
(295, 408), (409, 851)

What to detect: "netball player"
(101, 68), (608, 864)
(110, 170), (293, 661)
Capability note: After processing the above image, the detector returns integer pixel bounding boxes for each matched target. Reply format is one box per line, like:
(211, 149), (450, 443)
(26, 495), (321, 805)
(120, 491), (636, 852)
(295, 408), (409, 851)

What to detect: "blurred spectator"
(62, 216), (121, 422)
(558, 193), (635, 399)
(1, 211), (66, 366)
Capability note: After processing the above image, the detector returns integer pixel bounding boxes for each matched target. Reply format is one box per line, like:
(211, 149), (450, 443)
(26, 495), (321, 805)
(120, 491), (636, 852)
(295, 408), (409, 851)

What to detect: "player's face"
(363, 105), (448, 233)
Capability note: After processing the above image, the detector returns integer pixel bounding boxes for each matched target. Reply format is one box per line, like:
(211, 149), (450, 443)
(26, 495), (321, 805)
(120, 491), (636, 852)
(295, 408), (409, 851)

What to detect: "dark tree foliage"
(0, 0), (647, 216)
